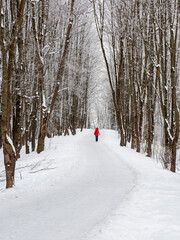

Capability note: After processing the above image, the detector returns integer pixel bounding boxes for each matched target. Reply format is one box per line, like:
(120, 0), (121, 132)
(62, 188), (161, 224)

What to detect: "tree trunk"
(170, 141), (176, 172)
(37, 131), (46, 154)
(0, 113), (2, 149)
(36, 0), (76, 153)
(3, 139), (16, 188)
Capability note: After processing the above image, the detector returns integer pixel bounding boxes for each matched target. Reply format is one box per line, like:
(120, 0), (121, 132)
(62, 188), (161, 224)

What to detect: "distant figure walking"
(94, 128), (100, 142)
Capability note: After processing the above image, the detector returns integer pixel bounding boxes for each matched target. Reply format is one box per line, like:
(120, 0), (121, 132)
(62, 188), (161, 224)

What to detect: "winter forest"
(0, 0), (180, 190)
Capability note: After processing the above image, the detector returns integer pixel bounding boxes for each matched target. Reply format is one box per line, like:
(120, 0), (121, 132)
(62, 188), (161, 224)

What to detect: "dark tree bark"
(0, 0), (26, 188)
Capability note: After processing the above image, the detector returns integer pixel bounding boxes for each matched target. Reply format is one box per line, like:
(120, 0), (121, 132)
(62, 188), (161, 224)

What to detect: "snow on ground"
(0, 129), (180, 240)
(87, 130), (180, 240)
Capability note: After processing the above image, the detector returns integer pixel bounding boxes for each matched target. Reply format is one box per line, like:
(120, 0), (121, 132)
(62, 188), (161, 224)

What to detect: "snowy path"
(0, 130), (135, 240)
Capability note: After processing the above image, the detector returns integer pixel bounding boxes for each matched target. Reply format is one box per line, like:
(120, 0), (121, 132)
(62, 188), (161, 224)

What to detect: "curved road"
(0, 130), (135, 240)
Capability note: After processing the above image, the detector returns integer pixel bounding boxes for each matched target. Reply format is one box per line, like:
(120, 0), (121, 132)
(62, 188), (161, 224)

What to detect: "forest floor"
(0, 129), (180, 240)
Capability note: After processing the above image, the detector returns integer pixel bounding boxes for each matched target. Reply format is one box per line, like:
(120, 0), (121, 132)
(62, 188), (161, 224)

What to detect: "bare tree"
(36, 0), (76, 153)
(0, 0), (26, 188)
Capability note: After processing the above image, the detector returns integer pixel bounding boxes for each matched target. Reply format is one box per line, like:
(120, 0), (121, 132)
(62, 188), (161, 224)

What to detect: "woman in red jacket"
(94, 128), (100, 142)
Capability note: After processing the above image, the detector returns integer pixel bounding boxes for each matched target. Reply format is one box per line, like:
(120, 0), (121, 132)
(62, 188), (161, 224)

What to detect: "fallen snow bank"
(0, 133), (81, 192)
(87, 130), (180, 240)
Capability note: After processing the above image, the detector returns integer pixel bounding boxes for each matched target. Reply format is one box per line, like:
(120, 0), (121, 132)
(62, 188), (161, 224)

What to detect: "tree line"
(0, 0), (97, 188)
(0, 0), (180, 189)
(92, 0), (180, 172)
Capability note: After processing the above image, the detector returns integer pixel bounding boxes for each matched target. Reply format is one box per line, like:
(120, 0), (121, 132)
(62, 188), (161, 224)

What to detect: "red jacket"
(94, 128), (100, 136)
